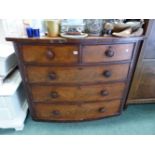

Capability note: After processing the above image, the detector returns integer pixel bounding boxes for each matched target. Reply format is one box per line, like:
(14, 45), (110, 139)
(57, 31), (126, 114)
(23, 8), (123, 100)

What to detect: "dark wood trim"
(79, 44), (83, 64)
(23, 60), (131, 66)
(31, 112), (121, 123)
(6, 36), (145, 44)
(123, 41), (142, 109)
(32, 98), (123, 105)
(28, 79), (127, 86)
(13, 43), (36, 118)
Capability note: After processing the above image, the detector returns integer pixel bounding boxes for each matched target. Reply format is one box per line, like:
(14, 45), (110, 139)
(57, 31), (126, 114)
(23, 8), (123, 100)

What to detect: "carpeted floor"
(0, 104), (155, 135)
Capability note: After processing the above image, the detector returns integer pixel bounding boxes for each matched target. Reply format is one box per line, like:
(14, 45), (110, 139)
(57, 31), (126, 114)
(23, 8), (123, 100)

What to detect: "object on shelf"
(112, 20), (144, 32)
(112, 28), (132, 37)
(112, 27), (144, 37)
(60, 33), (88, 39)
(0, 69), (28, 131)
(0, 44), (17, 82)
(60, 19), (85, 34)
(23, 19), (45, 36)
(26, 27), (40, 38)
(45, 19), (60, 37)
(130, 28), (144, 37)
(103, 22), (114, 36)
(84, 19), (103, 36)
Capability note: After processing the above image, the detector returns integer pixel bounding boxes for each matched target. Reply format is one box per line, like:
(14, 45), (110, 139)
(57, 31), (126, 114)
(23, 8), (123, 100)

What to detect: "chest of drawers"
(6, 37), (143, 121)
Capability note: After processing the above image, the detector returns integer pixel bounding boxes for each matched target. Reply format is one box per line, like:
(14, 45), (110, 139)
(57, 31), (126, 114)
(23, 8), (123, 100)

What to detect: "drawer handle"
(52, 110), (60, 116)
(46, 50), (55, 59)
(99, 107), (106, 113)
(51, 92), (59, 98)
(100, 90), (109, 96)
(103, 70), (112, 78)
(105, 48), (114, 57)
(49, 72), (57, 80)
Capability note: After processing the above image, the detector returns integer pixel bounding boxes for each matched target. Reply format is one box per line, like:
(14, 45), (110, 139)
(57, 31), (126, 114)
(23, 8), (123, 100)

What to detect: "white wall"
(0, 19), (25, 45)
(0, 20), (6, 44)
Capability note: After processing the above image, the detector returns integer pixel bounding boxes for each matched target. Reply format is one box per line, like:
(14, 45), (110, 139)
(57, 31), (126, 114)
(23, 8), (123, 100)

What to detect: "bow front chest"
(6, 37), (143, 121)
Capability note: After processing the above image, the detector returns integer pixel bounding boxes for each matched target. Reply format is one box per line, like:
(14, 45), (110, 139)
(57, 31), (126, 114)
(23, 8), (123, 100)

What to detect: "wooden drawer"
(31, 82), (125, 102)
(22, 45), (79, 64)
(82, 44), (134, 63)
(26, 64), (129, 84)
(33, 100), (121, 121)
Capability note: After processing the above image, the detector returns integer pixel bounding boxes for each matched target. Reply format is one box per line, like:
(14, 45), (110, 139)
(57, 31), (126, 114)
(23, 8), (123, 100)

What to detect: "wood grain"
(33, 100), (121, 121)
(22, 45), (79, 64)
(128, 20), (155, 104)
(132, 60), (155, 99)
(31, 82), (125, 102)
(26, 64), (130, 84)
(83, 44), (134, 63)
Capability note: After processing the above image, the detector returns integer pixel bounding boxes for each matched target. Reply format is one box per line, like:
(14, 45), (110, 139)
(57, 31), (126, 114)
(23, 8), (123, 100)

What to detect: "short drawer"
(33, 100), (121, 121)
(21, 45), (79, 64)
(82, 44), (134, 63)
(26, 64), (129, 84)
(31, 83), (125, 102)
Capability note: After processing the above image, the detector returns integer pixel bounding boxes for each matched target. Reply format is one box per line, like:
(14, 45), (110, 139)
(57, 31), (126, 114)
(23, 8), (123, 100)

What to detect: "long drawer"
(33, 100), (121, 121)
(31, 82), (125, 102)
(82, 44), (134, 63)
(26, 63), (130, 84)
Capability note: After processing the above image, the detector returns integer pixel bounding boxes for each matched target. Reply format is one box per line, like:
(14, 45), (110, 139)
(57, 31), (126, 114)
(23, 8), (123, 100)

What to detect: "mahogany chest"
(6, 37), (143, 121)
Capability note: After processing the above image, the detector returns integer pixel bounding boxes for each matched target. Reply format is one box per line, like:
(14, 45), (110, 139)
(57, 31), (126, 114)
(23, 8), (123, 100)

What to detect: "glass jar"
(84, 19), (104, 36)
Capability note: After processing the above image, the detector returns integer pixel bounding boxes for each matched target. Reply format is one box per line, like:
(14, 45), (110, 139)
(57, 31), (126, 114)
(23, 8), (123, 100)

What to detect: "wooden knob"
(46, 50), (55, 59)
(49, 72), (57, 80)
(103, 70), (112, 78)
(51, 92), (59, 98)
(105, 48), (114, 57)
(99, 107), (106, 113)
(52, 110), (60, 116)
(100, 90), (109, 96)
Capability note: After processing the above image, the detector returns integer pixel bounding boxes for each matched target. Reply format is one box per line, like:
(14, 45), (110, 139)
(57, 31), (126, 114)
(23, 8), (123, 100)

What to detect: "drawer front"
(26, 64), (129, 84)
(82, 44), (134, 63)
(22, 45), (79, 64)
(33, 100), (121, 121)
(31, 83), (125, 102)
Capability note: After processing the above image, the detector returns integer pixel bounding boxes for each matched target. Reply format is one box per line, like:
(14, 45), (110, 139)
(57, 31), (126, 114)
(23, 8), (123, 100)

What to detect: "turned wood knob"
(51, 92), (59, 98)
(100, 90), (109, 96)
(99, 107), (106, 113)
(46, 50), (55, 59)
(105, 48), (114, 57)
(48, 72), (57, 80)
(103, 70), (112, 78)
(52, 110), (60, 116)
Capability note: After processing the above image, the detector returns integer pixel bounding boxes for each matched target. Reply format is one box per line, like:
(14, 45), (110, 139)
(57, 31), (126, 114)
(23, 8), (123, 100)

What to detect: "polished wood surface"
(26, 64), (129, 84)
(33, 100), (121, 121)
(83, 44), (134, 63)
(128, 20), (155, 104)
(31, 82), (125, 102)
(130, 61), (155, 99)
(6, 36), (144, 44)
(6, 36), (142, 121)
(22, 45), (79, 64)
